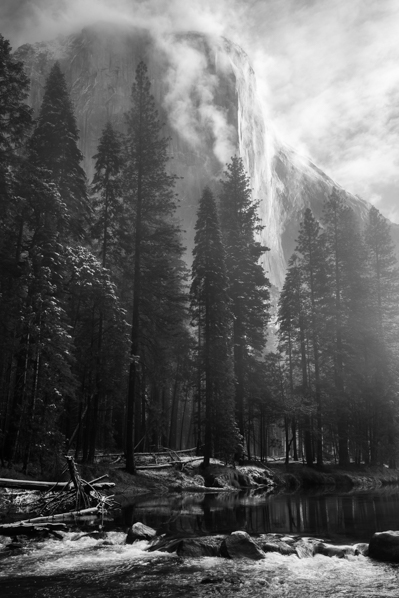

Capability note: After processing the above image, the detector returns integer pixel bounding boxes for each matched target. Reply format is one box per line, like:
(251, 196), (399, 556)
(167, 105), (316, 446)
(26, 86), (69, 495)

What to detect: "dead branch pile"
(31, 456), (117, 517)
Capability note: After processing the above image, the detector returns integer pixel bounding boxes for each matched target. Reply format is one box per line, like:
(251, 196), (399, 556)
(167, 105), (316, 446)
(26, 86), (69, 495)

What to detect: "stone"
(126, 522), (157, 544)
(150, 536), (222, 556)
(175, 538), (221, 557)
(353, 543), (369, 556)
(315, 542), (356, 558)
(261, 540), (296, 556)
(295, 538), (317, 559)
(369, 530), (399, 562)
(221, 531), (266, 560)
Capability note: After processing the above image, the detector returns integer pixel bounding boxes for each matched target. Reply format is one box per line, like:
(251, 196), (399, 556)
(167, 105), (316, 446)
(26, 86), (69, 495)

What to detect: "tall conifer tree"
(122, 62), (185, 473)
(278, 253), (314, 465)
(295, 208), (328, 465)
(322, 188), (366, 466)
(0, 34), (32, 223)
(364, 206), (399, 465)
(190, 187), (238, 466)
(29, 62), (89, 238)
(219, 156), (270, 439)
(91, 121), (123, 268)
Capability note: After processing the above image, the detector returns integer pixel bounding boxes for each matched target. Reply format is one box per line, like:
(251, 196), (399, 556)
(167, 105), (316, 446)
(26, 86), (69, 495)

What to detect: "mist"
(2, 0), (399, 222)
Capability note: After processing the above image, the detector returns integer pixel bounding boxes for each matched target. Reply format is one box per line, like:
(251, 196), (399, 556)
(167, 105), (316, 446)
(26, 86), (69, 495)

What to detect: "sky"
(2, 0), (399, 223)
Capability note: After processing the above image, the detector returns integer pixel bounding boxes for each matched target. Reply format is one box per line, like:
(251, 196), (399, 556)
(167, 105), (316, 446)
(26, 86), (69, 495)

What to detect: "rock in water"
(295, 538), (317, 559)
(261, 540), (296, 556)
(126, 522), (157, 544)
(221, 531), (266, 560)
(353, 543), (369, 556)
(369, 530), (399, 562)
(315, 542), (356, 558)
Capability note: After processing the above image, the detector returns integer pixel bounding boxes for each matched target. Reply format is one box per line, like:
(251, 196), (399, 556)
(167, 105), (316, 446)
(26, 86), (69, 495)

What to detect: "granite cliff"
(14, 23), (399, 288)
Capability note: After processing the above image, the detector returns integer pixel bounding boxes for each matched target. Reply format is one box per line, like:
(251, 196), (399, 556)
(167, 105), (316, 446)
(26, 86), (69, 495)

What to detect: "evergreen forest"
(1, 35), (399, 475)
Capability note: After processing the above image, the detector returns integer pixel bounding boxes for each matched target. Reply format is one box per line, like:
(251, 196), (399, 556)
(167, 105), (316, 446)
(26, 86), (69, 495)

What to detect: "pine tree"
(295, 208), (328, 465)
(278, 253), (314, 465)
(29, 62), (89, 239)
(0, 35), (32, 272)
(0, 42), (79, 468)
(321, 188), (367, 466)
(88, 122), (124, 461)
(0, 36), (33, 459)
(122, 61), (184, 473)
(219, 156), (270, 440)
(364, 206), (399, 342)
(91, 121), (123, 268)
(64, 246), (129, 464)
(363, 206), (399, 465)
(190, 187), (239, 466)
(0, 34), (32, 203)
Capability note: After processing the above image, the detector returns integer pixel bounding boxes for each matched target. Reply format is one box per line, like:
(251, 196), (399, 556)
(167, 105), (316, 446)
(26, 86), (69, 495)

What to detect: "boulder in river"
(152, 536), (222, 557)
(369, 530), (399, 562)
(258, 534), (297, 556)
(353, 543), (369, 556)
(221, 531), (266, 560)
(126, 522), (157, 544)
(314, 542), (357, 558)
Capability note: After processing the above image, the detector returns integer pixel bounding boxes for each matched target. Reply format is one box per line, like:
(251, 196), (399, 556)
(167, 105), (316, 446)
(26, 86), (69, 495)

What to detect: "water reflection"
(121, 486), (399, 543)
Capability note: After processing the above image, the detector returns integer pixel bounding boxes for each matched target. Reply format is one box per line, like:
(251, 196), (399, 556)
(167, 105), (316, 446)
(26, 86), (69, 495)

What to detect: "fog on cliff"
(2, 0), (399, 223)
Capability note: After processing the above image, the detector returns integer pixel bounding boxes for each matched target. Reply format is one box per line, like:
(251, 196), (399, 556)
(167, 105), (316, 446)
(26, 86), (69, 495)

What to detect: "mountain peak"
(15, 24), (386, 287)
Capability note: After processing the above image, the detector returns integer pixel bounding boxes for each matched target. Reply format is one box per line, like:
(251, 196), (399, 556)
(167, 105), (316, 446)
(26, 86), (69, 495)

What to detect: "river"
(1, 487), (399, 597)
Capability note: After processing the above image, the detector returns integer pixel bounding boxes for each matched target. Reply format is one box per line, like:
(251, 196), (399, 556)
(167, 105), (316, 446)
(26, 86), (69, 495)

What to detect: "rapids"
(2, 488), (399, 597)
(0, 532), (398, 597)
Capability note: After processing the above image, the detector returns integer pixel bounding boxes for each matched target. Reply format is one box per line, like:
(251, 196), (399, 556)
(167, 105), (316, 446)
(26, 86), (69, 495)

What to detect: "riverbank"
(2, 459), (399, 513)
(270, 461), (399, 490)
(109, 459), (399, 502)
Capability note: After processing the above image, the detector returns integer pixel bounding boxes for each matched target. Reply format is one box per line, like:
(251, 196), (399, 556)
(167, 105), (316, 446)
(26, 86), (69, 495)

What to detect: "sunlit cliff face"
(15, 22), (397, 288)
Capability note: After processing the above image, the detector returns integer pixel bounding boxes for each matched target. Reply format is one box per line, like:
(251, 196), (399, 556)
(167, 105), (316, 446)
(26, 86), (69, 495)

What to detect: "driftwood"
(14, 507), (101, 524)
(1, 457), (117, 519)
(0, 507), (104, 536)
(136, 447), (196, 457)
(0, 478), (115, 491)
(135, 463), (175, 470)
(0, 521), (68, 537)
(0, 458), (117, 538)
(136, 456), (204, 470)
(67, 447), (197, 462)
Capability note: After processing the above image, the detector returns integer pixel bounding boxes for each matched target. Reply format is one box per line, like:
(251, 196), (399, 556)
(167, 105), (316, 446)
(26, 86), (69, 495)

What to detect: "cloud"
(244, 0), (399, 221)
(1, 0), (240, 164)
(0, 0), (230, 47)
(159, 35), (237, 164)
(2, 0), (399, 221)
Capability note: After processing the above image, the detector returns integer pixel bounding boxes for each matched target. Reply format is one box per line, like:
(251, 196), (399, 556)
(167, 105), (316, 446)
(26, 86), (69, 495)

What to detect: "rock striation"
(14, 23), (399, 288)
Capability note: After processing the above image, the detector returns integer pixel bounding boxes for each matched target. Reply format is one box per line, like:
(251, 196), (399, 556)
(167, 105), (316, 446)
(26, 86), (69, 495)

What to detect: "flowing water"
(1, 487), (399, 597)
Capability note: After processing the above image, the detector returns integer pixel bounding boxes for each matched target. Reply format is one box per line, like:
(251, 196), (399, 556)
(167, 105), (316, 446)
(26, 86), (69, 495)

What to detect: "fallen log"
(0, 478), (115, 491)
(27, 506), (100, 522)
(136, 447), (197, 457)
(135, 458), (204, 470)
(0, 506), (104, 536)
(0, 521), (68, 537)
(135, 463), (175, 470)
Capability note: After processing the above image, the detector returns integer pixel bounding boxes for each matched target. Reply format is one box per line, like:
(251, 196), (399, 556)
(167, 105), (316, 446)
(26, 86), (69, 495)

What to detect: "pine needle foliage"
(122, 61), (186, 472)
(219, 156), (270, 439)
(190, 187), (239, 466)
(29, 62), (89, 239)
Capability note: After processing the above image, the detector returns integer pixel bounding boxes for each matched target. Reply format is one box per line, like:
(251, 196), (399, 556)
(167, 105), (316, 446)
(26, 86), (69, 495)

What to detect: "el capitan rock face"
(14, 23), (399, 287)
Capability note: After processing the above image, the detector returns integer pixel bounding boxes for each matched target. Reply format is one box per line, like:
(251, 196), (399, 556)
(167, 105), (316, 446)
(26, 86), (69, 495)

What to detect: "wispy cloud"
(2, 0), (399, 221)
